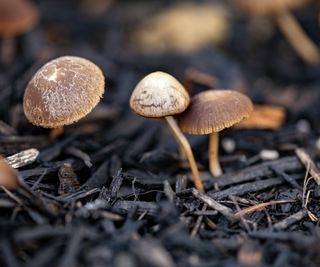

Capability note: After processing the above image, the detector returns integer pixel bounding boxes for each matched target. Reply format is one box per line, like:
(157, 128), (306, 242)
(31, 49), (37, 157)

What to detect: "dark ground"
(1, 0), (320, 266)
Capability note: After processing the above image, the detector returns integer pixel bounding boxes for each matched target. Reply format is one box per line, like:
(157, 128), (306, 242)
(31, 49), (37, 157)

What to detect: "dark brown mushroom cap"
(23, 56), (105, 128)
(0, 0), (39, 36)
(178, 90), (253, 135)
(130, 71), (190, 118)
(235, 0), (310, 16)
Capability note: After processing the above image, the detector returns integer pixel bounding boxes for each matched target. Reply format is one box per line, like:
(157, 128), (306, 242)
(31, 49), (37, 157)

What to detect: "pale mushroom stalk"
(209, 132), (222, 177)
(165, 116), (204, 192)
(275, 11), (320, 65)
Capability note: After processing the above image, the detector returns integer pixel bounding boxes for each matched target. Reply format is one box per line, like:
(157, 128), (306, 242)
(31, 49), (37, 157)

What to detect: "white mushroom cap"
(130, 71), (190, 118)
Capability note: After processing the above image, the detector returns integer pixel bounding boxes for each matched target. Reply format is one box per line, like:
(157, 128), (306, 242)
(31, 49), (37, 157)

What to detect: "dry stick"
(209, 132), (222, 177)
(273, 209), (308, 230)
(295, 148), (320, 185)
(191, 204), (207, 239)
(270, 166), (303, 191)
(190, 188), (234, 221)
(275, 12), (320, 65)
(208, 174), (302, 200)
(165, 116), (204, 192)
(205, 156), (302, 189)
(5, 148), (39, 169)
(234, 199), (294, 219)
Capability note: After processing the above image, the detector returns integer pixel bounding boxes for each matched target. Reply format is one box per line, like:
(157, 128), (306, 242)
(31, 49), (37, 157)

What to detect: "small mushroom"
(178, 90), (253, 177)
(0, 0), (39, 64)
(235, 0), (320, 65)
(23, 56), (105, 137)
(130, 71), (204, 192)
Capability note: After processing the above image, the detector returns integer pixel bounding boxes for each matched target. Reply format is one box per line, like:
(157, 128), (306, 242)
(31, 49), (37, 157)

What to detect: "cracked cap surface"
(178, 90), (253, 135)
(130, 71), (190, 118)
(23, 56), (105, 128)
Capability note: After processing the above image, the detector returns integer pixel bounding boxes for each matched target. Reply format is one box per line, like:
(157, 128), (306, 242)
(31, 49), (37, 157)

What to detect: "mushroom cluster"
(22, 56), (254, 192)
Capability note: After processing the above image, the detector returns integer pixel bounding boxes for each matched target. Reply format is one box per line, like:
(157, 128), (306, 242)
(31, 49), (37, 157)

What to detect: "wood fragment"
(81, 159), (111, 190)
(0, 120), (17, 136)
(65, 147), (92, 168)
(270, 166), (303, 191)
(113, 200), (159, 216)
(204, 156), (302, 189)
(188, 188), (234, 221)
(208, 174), (303, 199)
(58, 163), (80, 195)
(191, 204), (207, 239)
(295, 148), (320, 185)
(273, 209), (308, 230)
(5, 148), (39, 169)
(234, 105), (286, 130)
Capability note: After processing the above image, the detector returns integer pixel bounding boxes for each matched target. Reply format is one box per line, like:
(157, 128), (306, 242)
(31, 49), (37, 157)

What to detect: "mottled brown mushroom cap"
(178, 90), (253, 135)
(130, 71), (190, 118)
(235, 0), (310, 16)
(23, 56), (105, 128)
(0, 0), (39, 36)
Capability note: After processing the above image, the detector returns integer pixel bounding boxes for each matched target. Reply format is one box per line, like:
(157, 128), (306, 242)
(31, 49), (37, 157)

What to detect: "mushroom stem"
(275, 11), (320, 65)
(165, 116), (204, 192)
(209, 132), (222, 177)
(0, 37), (15, 64)
(50, 126), (64, 139)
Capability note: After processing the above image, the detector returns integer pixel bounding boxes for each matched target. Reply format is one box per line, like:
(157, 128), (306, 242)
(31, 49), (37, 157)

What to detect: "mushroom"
(0, 0), (39, 64)
(23, 56), (105, 137)
(235, 0), (320, 65)
(178, 90), (253, 177)
(130, 71), (204, 192)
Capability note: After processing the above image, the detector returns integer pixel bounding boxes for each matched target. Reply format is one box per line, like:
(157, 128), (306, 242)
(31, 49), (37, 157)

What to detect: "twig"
(273, 209), (308, 230)
(208, 174), (302, 200)
(295, 148), (320, 185)
(270, 166), (303, 191)
(204, 156), (302, 189)
(191, 204), (207, 239)
(234, 200), (294, 219)
(189, 188), (234, 221)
